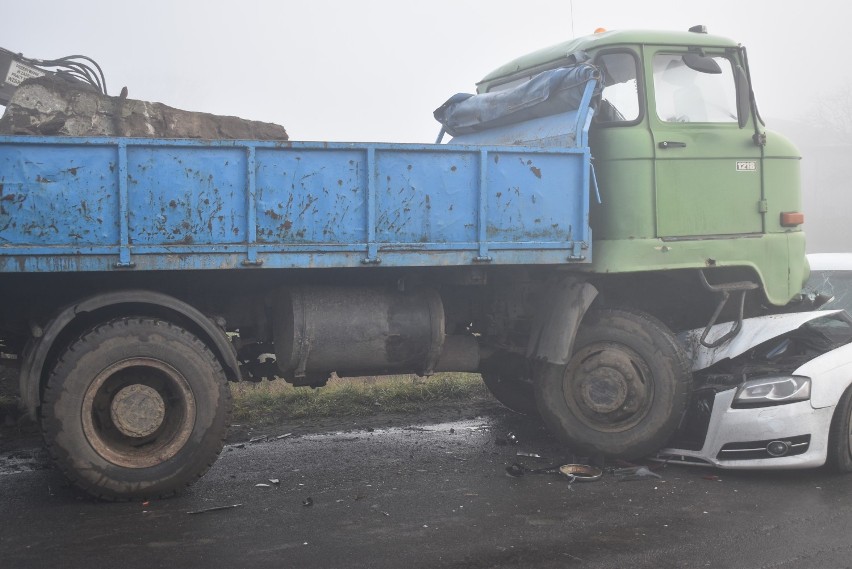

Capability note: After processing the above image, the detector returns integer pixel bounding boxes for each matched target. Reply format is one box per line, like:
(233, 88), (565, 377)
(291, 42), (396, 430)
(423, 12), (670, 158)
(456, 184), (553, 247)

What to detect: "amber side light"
(594, 28), (607, 33)
(780, 212), (804, 227)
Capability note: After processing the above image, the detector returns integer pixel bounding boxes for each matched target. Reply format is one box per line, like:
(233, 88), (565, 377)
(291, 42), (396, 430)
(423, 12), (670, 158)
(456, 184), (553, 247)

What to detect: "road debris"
(505, 461), (602, 482)
(255, 483), (272, 488)
(269, 478), (280, 485)
(302, 497), (314, 507)
(613, 466), (661, 481)
(249, 436), (268, 444)
(558, 464), (603, 482)
(186, 503), (244, 515)
(275, 433), (293, 440)
(517, 451), (542, 458)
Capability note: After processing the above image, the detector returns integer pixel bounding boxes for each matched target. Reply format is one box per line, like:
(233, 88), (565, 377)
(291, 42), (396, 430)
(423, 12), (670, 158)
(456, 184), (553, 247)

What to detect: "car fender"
(794, 341), (852, 409)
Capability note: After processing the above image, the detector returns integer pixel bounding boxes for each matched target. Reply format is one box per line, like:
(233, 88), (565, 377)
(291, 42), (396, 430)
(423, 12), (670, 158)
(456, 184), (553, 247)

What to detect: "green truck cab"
(478, 27), (807, 312)
(469, 27), (808, 460)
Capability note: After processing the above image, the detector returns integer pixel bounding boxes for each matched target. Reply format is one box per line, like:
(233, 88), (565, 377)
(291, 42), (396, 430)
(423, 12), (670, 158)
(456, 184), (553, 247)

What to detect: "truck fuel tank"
(273, 286), (478, 382)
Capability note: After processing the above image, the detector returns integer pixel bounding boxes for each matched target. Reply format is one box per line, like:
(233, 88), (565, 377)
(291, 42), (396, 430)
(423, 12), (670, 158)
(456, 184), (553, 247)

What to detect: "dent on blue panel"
(255, 148), (367, 244)
(375, 149), (478, 244)
(0, 144), (119, 246)
(126, 146), (247, 245)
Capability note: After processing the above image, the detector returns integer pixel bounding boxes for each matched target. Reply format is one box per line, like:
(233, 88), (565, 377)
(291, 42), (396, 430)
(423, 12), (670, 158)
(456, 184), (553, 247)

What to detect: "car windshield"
(803, 270), (852, 313)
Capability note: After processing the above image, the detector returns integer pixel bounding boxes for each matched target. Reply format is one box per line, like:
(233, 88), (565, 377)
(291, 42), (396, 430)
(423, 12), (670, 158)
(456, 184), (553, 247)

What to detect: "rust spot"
(338, 179), (343, 186)
(0, 194), (17, 202)
(496, 192), (502, 198)
(493, 155), (500, 163)
(282, 220), (293, 231)
(68, 167), (78, 176)
(266, 209), (283, 220)
(169, 200), (177, 208)
(450, 165), (457, 172)
(530, 166), (542, 179)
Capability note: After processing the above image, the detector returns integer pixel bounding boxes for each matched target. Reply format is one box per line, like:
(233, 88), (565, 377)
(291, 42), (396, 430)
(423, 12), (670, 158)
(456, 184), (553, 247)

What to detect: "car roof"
(807, 253), (852, 271)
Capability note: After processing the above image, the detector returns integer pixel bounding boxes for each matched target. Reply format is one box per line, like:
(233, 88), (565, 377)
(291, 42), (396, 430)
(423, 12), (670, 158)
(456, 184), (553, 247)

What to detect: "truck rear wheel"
(41, 317), (231, 500)
(481, 352), (538, 416)
(533, 307), (691, 459)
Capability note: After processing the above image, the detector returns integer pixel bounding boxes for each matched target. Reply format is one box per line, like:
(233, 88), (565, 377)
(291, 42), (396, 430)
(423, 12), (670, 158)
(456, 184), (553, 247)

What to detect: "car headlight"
(732, 376), (811, 407)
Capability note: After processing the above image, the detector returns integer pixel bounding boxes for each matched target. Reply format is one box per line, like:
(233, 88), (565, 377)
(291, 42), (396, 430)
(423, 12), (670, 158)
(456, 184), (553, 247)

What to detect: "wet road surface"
(2, 409), (852, 569)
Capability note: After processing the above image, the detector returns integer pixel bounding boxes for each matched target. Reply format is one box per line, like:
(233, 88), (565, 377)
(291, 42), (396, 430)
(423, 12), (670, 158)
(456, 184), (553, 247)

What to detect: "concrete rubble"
(0, 75), (289, 140)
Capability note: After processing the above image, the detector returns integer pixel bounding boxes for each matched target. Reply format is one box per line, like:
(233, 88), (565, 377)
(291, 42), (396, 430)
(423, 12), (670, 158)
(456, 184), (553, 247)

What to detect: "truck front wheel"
(41, 317), (232, 500)
(534, 307), (691, 459)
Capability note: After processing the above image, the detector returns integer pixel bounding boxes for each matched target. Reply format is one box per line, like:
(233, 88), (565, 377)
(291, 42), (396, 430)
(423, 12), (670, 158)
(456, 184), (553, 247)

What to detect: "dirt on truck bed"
(0, 75), (289, 140)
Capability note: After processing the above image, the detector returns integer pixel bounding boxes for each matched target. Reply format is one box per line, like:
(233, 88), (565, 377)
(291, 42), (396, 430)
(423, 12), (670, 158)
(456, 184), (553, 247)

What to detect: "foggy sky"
(2, 0), (838, 142)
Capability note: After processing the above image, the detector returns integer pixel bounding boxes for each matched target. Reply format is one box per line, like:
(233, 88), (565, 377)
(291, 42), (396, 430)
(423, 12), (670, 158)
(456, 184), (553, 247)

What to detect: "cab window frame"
(591, 48), (645, 128)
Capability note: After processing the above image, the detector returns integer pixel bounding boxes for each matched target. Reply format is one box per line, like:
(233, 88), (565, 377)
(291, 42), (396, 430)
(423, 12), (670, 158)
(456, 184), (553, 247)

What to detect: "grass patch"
(231, 373), (489, 426)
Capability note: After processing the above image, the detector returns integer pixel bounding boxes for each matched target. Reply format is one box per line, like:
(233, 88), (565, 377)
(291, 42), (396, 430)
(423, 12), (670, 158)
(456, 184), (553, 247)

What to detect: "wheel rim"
(82, 357), (196, 468)
(562, 342), (654, 433)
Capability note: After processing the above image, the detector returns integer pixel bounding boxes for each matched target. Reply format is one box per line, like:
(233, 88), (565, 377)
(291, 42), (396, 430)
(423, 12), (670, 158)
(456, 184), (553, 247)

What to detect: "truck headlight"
(732, 376), (811, 407)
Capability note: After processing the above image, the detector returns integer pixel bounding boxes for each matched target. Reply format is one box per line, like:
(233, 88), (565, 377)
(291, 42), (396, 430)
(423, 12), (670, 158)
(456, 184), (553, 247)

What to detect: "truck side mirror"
(682, 52), (721, 74)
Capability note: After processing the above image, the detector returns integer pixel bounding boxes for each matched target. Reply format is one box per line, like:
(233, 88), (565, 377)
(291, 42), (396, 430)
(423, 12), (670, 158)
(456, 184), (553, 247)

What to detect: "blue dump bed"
(0, 83), (595, 273)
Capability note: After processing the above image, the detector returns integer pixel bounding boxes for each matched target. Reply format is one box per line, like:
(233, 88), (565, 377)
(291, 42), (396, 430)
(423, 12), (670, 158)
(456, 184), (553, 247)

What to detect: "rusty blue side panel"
(0, 134), (592, 273)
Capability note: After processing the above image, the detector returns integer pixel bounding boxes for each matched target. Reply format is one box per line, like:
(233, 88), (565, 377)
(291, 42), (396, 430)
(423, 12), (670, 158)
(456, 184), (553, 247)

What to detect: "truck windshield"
(653, 53), (737, 123)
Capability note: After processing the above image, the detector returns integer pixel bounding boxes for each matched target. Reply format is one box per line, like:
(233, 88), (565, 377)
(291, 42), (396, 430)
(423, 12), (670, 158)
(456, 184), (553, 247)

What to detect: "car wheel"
(827, 385), (852, 472)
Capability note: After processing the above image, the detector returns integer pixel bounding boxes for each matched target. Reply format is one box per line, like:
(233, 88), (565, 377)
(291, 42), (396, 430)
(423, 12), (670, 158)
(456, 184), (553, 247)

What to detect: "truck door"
(650, 49), (762, 238)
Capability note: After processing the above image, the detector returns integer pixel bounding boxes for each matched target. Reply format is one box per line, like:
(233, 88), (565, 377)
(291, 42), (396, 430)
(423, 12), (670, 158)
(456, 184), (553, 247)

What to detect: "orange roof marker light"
(594, 27), (607, 33)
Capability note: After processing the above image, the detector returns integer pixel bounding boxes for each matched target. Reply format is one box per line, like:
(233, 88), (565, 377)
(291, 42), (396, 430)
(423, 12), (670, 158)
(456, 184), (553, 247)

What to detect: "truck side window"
(596, 52), (639, 123)
(653, 53), (737, 123)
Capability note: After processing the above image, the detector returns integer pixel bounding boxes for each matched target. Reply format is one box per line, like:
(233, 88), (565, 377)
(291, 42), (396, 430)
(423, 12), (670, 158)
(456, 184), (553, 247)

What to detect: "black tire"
(41, 317), (232, 500)
(481, 352), (538, 416)
(533, 307), (691, 459)
(827, 385), (852, 472)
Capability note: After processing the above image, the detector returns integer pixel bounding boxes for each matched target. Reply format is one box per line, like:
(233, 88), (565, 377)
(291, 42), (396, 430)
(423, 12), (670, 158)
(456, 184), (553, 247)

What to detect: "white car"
(657, 253), (852, 471)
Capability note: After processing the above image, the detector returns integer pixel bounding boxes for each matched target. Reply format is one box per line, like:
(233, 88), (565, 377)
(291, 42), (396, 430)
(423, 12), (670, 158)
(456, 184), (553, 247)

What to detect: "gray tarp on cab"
(433, 64), (600, 137)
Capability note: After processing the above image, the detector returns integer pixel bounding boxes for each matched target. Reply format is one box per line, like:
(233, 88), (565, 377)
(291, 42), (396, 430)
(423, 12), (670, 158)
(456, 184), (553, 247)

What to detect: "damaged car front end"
(658, 309), (852, 470)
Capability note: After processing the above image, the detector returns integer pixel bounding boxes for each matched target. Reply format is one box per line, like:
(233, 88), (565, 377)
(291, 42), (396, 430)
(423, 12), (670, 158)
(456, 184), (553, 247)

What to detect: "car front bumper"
(657, 389), (834, 470)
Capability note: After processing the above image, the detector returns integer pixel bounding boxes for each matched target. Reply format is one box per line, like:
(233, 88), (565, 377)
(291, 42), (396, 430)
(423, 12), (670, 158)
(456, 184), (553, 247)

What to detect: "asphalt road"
(2, 408), (852, 569)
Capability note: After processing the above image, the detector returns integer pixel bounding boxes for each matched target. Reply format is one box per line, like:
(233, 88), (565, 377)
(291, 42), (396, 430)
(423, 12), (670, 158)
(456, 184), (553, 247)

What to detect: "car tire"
(827, 384), (852, 472)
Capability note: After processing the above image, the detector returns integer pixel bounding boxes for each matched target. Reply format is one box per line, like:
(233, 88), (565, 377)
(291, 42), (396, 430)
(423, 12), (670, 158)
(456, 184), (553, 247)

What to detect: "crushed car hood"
(678, 310), (845, 372)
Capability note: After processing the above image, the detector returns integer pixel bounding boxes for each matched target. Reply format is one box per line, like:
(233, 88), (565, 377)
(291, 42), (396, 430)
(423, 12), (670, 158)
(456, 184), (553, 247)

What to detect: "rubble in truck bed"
(0, 75), (289, 140)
